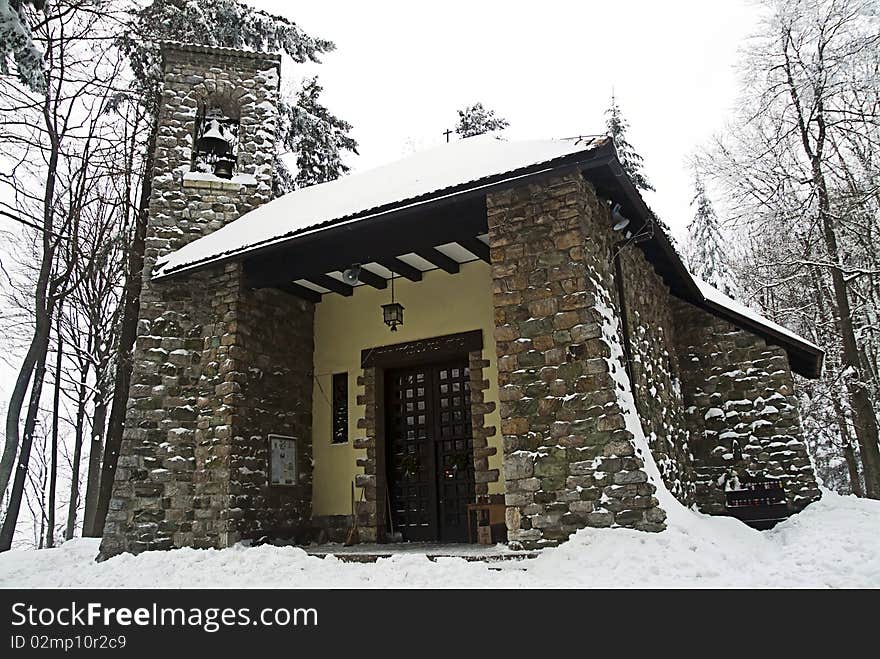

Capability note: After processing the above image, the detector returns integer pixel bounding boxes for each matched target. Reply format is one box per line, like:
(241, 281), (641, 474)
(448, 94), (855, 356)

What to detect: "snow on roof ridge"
(159, 41), (281, 62)
(154, 135), (608, 277)
(692, 275), (821, 353)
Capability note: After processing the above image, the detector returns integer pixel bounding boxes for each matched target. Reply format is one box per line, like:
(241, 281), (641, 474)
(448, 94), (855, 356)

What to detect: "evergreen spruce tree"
(283, 77), (358, 190)
(0, 0), (44, 89)
(120, 0), (357, 192)
(687, 174), (736, 297)
(454, 102), (509, 138)
(605, 92), (654, 192)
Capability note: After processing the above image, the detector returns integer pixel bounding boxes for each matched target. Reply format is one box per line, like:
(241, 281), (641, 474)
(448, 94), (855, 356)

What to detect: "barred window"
(332, 372), (348, 444)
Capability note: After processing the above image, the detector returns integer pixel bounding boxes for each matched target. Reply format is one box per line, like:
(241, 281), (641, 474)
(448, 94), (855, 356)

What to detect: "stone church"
(98, 42), (823, 558)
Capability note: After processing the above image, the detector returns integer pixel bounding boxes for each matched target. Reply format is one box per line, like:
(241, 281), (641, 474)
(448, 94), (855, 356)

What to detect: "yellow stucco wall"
(310, 260), (503, 516)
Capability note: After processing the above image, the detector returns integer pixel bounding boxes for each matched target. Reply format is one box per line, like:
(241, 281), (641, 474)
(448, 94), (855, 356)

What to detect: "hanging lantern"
(196, 118), (231, 158)
(382, 273), (404, 331)
(382, 302), (405, 331)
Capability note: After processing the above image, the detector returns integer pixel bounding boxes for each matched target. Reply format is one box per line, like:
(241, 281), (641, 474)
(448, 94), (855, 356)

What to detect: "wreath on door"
(400, 453), (420, 477)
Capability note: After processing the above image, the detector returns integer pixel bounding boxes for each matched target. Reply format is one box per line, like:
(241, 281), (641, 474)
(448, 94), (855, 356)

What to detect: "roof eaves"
(701, 298), (824, 379)
(599, 157), (703, 304)
(154, 138), (615, 280)
(159, 41), (282, 65)
(592, 148), (823, 378)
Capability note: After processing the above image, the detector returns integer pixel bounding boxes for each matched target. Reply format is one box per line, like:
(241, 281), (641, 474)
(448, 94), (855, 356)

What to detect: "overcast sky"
(251, 0), (759, 240)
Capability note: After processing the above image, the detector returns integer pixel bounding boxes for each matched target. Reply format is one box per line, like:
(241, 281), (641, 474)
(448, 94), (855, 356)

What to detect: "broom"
(344, 483), (364, 546)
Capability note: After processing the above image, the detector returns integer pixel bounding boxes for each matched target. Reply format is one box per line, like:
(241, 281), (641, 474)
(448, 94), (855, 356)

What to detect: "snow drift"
(1, 491), (877, 588)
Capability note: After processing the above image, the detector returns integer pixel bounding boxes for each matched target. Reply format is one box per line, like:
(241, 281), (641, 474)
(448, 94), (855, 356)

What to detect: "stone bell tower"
(100, 43), (316, 558)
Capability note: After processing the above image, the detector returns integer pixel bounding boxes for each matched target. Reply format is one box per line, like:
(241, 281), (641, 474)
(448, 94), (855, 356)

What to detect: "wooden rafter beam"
(376, 257), (422, 282)
(309, 274), (353, 297)
(356, 266), (387, 289)
(457, 237), (491, 264)
(415, 247), (459, 274)
(241, 196), (485, 290)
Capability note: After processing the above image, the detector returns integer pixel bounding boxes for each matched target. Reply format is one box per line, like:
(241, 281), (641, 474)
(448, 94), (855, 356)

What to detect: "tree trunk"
(810, 264), (865, 497)
(0, 300), (54, 551)
(818, 196), (880, 497)
(92, 123), (155, 537)
(781, 35), (880, 498)
(81, 395), (108, 537)
(842, 440), (864, 498)
(1, 339), (42, 502)
(831, 395), (864, 497)
(0, 72), (62, 506)
(46, 315), (63, 547)
(64, 366), (89, 541)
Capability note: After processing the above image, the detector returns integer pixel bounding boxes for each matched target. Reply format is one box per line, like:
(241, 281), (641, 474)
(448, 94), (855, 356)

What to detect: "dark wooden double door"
(386, 360), (475, 543)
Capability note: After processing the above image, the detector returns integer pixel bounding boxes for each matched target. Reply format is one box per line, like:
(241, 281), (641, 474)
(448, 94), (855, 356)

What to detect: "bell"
(196, 118), (230, 157)
(213, 156), (235, 179)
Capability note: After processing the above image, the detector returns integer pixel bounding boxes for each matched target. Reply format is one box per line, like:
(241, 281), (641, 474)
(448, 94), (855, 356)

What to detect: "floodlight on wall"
(611, 203), (630, 232)
(342, 264), (361, 285)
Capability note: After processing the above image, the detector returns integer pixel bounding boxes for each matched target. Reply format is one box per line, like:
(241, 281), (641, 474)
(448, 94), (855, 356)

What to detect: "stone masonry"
(487, 172), (667, 549)
(487, 171), (820, 549)
(617, 246), (696, 505)
(100, 43), (822, 557)
(100, 44), (314, 558)
(672, 301), (821, 514)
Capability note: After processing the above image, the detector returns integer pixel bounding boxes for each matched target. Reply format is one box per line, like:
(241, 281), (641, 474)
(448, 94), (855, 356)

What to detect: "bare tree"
(698, 0), (880, 496)
(0, 0), (130, 549)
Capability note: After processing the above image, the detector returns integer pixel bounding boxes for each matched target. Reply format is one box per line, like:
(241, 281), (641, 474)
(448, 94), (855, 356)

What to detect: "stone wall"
(468, 349), (500, 495)
(226, 286), (315, 542)
(99, 44), (315, 558)
(488, 173), (666, 549)
(617, 247), (696, 505)
(671, 300), (821, 513)
(353, 367), (382, 542)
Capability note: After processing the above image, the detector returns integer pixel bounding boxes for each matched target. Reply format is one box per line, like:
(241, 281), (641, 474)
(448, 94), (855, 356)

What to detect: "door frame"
(361, 330), (483, 371)
(383, 357), (475, 542)
(357, 330), (493, 544)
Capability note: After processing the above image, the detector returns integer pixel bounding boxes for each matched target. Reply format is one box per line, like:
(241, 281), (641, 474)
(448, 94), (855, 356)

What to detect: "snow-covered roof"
(154, 135), (608, 277)
(694, 275), (823, 376)
(695, 277), (819, 352)
(153, 133), (822, 377)
(160, 41), (281, 63)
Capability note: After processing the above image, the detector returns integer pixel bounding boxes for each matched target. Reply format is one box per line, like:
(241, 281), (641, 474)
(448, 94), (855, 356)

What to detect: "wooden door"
(386, 360), (474, 542)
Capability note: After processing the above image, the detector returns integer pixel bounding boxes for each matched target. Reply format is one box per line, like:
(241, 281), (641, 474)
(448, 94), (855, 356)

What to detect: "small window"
(332, 372), (348, 444)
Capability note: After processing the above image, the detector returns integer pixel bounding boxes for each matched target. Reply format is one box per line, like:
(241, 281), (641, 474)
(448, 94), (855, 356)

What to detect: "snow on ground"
(1, 491), (877, 588)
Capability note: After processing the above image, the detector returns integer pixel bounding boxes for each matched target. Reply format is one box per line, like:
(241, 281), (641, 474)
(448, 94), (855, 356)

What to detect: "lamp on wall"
(611, 203), (630, 232)
(342, 264), (361, 285)
(381, 273), (404, 332)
